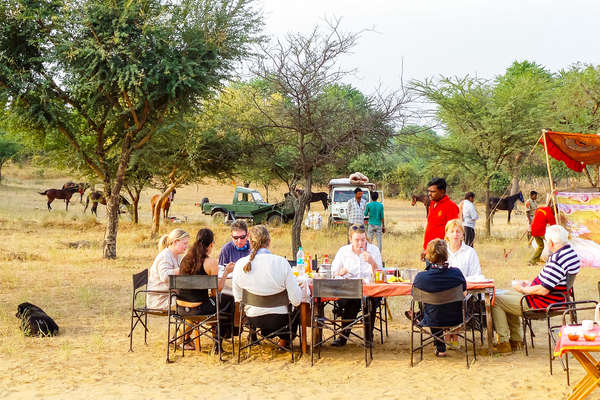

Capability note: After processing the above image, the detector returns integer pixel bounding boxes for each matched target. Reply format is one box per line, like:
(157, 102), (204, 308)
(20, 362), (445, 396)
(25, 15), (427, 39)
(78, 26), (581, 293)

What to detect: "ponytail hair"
(158, 228), (189, 251)
(244, 225), (270, 273)
(180, 228), (214, 275)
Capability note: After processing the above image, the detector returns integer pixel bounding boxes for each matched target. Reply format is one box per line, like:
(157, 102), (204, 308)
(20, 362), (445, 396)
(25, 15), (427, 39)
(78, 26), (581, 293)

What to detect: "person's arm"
(513, 282), (550, 296)
(157, 255), (178, 282)
(231, 263), (243, 302)
(331, 248), (346, 276)
(469, 248), (482, 277)
(218, 246), (227, 266)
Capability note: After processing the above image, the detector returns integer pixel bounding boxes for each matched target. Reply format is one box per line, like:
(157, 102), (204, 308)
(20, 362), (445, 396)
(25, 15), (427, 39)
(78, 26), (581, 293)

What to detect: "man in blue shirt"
(218, 220), (251, 270)
(364, 191), (385, 252)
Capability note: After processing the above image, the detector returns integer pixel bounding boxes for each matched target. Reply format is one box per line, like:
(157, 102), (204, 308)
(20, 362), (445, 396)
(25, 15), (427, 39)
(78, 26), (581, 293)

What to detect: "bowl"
(584, 332), (597, 341)
(567, 332), (581, 341)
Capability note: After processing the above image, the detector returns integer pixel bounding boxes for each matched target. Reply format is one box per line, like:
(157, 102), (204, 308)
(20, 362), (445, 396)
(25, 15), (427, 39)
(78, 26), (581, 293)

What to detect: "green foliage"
(553, 64), (600, 132)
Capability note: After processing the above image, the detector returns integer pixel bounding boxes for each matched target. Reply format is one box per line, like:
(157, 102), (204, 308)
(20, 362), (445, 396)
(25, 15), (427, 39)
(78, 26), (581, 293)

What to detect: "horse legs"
(92, 202), (98, 216)
(65, 198), (70, 211)
(47, 199), (52, 211)
(507, 209), (512, 224)
(321, 198), (328, 210)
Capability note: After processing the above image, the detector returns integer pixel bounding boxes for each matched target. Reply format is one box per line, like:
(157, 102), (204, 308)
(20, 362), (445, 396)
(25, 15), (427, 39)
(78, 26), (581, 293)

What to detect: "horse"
(411, 193), (431, 216)
(488, 191), (524, 224)
(84, 191), (131, 216)
(62, 182), (90, 203)
(151, 189), (176, 220)
(39, 186), (80, 211)
(285, 189), (328, 211)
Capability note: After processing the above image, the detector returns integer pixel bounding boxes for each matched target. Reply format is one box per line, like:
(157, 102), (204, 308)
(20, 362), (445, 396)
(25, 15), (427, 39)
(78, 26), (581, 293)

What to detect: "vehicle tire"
(212, 211), (226, 224)
(267, 214), (283, 227)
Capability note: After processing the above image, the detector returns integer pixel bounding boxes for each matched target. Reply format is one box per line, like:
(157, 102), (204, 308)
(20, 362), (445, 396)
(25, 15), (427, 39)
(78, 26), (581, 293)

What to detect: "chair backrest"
(169, 275), (218, 291)
(312, 279), (363, 299)
(242, 289), (290, 308)
(133, 269), (148, 290)
(566, 273), (576, 292)
(411, 285), (464, 305)
(287, 259), (297, 268)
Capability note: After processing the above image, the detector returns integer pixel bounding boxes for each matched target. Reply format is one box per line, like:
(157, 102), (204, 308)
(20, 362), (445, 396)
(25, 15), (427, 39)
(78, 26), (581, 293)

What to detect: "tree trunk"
(584, 166), (595, 187)
(484, 177), (491, 237)
(0, 161), (3, 184)
(510, 152), (525, 195)
(264, 184), (269, 203)
(290, 173), (313, 258)
(124, 185), (140, 224)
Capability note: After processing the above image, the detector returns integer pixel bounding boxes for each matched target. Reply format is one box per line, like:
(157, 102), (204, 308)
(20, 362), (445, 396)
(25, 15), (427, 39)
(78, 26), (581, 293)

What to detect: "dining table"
(298, 279), (496, 354)
(554, 325), (600, 400)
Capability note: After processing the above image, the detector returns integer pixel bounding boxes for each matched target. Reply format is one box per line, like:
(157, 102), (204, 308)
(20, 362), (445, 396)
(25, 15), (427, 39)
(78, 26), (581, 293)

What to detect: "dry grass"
(1, 163), (600, 399)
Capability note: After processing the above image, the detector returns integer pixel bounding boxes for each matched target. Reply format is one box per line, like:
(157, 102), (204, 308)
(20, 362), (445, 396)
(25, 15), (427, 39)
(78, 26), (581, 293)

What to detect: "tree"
(0, 0), (262, 258)
(0, 132), (21, 184)
(250, 21), (409, 256)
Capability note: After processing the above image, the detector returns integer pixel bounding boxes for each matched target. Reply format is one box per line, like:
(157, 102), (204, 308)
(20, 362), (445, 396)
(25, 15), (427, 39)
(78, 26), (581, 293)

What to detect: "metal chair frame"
(409, 285), (476, 368)
(128, 269), (169, 352)
(310, 279), (373, 367)
(237, 289), (299, 363)
(166, 275), (232, 363)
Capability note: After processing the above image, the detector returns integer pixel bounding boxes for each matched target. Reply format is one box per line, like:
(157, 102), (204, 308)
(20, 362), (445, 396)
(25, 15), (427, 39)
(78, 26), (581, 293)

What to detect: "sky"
(259, 0), (600, 96)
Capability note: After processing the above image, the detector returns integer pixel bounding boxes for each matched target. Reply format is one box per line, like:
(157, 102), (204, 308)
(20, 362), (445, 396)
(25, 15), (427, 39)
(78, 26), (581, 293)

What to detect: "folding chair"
(128, 269), (169, 352)
(166, 275), (232, 363)
(237, 289), (299, 363)
(409, 285), (476, 368)
(310, 279), (372, 367)
(546, 300), (598, 385)
(373, 297), (388, 344)
(521, 273), (577, 356)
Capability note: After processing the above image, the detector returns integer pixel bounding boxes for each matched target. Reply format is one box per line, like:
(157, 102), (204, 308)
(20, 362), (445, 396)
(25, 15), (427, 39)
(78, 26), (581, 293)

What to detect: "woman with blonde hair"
(147, 229), (190, 310)
(232, 225), (302, 348)
(445, 219), (481, 279)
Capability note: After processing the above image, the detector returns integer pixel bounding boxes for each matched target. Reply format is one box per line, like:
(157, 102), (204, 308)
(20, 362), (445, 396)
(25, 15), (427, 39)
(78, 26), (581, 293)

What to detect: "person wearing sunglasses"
(218, 220), (252, 272)
(329, 224), (383, 347)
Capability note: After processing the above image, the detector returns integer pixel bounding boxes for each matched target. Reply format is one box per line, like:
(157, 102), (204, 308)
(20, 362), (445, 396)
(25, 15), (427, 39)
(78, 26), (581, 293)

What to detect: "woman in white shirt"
(232, 225), (302, 348)
(445, 219), (482, 279)
(146, 229), (190, 310)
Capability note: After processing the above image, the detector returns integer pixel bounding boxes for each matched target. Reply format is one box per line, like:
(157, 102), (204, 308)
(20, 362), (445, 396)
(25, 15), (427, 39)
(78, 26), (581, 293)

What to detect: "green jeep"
(200, 187), (295, 225)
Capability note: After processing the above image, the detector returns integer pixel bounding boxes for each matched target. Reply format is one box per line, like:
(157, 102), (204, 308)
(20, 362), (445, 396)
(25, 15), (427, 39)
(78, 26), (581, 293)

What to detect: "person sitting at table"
(218, 220), (251, 274)
(491, 224), (580, 353)
(147, 229), (190, 310)
(177, 228), (235, 350)
(445, 219), (482, 279)
(232, 225), (302, 349)
(413, 239), (466, 357)
(330, 223), (383, 347)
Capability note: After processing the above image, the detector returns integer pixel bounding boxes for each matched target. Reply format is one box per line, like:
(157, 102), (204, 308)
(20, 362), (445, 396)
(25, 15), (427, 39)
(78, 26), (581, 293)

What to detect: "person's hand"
(511, 280), (526, 292)
(382, 227), (386, 234)
(225, 262), (235, 275)
(360, 250), (373, 264)
(338, 267), (348, 277)
(420, 251), (426, 261)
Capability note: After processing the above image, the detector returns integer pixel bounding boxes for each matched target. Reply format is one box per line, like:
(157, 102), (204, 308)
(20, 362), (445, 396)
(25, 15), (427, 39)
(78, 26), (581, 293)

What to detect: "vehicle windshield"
(251, 191), (267, 204)
(333, 190), (370, 202)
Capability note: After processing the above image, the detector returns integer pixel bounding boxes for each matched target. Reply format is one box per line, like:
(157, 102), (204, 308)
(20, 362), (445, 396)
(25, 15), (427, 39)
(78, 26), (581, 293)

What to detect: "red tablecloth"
(312, 281), (495, 299)
(554, 326), (600, 358)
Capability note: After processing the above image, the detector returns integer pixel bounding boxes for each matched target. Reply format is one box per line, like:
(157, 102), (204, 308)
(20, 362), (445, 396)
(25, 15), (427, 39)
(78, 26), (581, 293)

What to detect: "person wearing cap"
(347, 187), (367, 225)
(491, 225), (579, 353)
(528, 199), (556, 265)
(329, 224), (383, 347)
(422, 177), (459, 260)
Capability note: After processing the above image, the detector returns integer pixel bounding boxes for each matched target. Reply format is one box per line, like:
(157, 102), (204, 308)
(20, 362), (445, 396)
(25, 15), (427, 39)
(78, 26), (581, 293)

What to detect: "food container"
(566, 326), (581, 341)
(582, 320), (594, 331)
(584, 332), (597, 341)
(319, 263), (332, 278)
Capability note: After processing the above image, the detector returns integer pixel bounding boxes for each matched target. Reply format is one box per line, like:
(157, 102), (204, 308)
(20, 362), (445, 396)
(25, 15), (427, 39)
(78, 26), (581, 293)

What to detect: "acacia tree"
(0, 0), (262, 258)
(251, 21), (409, 256)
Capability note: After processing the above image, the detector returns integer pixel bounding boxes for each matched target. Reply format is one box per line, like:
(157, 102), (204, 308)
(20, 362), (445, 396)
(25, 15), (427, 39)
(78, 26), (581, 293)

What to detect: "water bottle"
(296, 247), (305, 276)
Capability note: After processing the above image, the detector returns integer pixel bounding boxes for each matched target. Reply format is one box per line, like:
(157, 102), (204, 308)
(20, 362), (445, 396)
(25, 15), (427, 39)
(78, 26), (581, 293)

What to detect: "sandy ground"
(1, 164), (599, 400)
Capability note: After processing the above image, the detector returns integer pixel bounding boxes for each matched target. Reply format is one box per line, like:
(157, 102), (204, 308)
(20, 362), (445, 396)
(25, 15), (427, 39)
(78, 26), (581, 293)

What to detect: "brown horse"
(39, 186), (80, 211)
(411, 193), (431, 216)
(84, 191), (131, 216)
(151, 190), (176, 220)
(62, 182), (90, 203)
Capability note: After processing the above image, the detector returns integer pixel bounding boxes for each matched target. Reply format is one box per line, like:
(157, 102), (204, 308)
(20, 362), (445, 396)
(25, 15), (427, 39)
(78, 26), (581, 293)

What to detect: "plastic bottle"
(296, 247), (305, 276)
(323, 254), (329, 264)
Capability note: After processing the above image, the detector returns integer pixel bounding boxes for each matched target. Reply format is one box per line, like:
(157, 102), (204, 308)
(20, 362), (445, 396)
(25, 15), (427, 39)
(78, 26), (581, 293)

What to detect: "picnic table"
(298, 280), (496, 354)
(554, 325), (600, 400)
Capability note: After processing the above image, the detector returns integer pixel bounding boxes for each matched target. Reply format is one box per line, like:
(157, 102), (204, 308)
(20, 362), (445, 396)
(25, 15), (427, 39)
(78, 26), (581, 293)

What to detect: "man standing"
(422, 177), (459, 260)
(347, 187), (367, 225)
(461, 192), (478, 247)
(525, 191), (538, 225)
(218, 220), (251, 272)
(491, 225), (579, 353)
(365, 191), (385, 252)
(529, 199), (556, 265)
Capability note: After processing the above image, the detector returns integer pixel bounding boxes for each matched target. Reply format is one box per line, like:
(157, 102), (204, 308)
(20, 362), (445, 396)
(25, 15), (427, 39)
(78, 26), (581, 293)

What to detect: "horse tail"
(39, 190), (48, 195)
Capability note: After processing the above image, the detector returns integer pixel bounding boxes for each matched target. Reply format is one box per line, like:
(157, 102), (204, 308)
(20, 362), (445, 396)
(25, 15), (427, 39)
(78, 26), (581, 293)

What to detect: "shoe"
(493, 342), (512, 354)
(509, 339), (523, 351)
(331, 337), (347, 347)
(213, 340), (223, 354)
(404, 310), (413, 321)
(177, 342), (195, 351)
(434, 349), (447, 357)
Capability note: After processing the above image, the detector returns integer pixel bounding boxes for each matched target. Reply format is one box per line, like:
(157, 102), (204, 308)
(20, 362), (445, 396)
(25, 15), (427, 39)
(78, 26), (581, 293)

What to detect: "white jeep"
(327, 178), (383, 226)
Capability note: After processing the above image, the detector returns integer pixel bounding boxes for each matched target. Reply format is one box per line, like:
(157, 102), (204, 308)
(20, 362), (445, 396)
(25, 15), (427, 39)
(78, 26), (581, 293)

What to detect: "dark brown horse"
(84, 191), (131, 216)
(488, 191), (524, 224)
(411, 193), (431, 216)
(286, 189), (328, 211)
(39, 186), (80, 211)
(62, 182), (90, 203)
(150, 190), (176, 220)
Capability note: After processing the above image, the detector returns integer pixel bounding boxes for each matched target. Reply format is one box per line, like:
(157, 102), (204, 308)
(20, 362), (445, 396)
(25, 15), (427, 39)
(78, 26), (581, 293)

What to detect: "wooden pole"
(542, 130), (560, 221)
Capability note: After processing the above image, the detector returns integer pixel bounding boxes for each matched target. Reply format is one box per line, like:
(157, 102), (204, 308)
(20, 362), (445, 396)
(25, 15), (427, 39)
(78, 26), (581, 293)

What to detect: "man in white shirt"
(330, 224), (383, 347)
(460, 192), (478, 247)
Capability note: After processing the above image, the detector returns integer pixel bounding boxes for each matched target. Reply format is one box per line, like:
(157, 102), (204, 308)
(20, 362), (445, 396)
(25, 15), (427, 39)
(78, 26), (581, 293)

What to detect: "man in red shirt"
(421, 178), (459, 260)
(528, 200), (556, 265)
